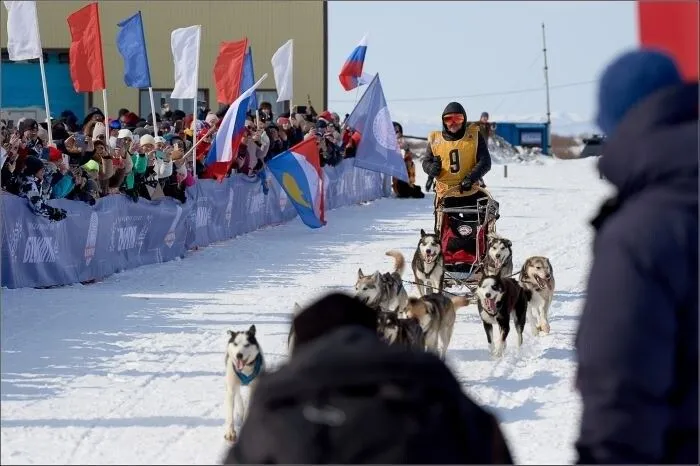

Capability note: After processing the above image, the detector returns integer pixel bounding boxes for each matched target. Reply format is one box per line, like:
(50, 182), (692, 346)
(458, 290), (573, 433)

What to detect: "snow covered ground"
(1, 156), (613, 465)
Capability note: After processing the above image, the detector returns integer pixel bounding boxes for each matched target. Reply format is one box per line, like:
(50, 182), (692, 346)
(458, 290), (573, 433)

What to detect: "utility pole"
(541, 22), (552, 154)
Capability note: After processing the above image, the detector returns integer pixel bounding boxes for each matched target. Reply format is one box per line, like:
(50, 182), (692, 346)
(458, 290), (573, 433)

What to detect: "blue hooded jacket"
(575, 82), (698, 464)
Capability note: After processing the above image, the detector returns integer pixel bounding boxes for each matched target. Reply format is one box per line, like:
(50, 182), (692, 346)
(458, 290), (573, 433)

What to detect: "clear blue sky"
(327, 1), (637, 133)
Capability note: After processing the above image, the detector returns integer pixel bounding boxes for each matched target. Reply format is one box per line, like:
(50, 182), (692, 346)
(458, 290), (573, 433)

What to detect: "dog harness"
(234, 354), (264, 386)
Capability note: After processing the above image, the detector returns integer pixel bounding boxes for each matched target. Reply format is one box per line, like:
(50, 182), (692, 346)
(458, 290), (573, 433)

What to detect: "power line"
(328, 79), (597, 103)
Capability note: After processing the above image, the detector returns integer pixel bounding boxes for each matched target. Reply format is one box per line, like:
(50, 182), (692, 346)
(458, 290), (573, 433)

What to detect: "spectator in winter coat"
(15, 118), (45, 172)
(225, 292), (513, 464)
(391, 122), (424, 199)
(44, 146), (74, 199)
(19, 156), (66, 221)
(575, 49), (698, 465)
(264, 123), (288, 161)
(82, 106), (105, 128)
(67, 160), (101, 205)
(279, 115), (303, 147)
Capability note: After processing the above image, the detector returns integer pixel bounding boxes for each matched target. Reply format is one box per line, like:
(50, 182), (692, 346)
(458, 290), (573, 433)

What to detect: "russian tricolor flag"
(206, 74), (268, 175)
(339, 34), (368, 92)
(267, 138), (326, 229)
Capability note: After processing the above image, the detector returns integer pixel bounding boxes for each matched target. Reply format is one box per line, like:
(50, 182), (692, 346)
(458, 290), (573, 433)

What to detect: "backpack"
(225, 327), (513, 464)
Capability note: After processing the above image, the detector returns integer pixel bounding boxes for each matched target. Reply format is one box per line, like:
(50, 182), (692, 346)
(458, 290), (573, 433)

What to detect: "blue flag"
(240, 46), (258, 113)
(116, 11), (151, 88)
(345, 74), (408, 182)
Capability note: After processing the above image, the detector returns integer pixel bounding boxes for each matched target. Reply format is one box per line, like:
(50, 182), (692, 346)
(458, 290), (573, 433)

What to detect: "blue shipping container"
(1, 50), (86, 121)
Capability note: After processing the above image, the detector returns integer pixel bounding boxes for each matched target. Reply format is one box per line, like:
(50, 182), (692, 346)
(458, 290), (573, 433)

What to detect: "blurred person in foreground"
(575, 49), (698, 464)
(224, 292), (513, 464)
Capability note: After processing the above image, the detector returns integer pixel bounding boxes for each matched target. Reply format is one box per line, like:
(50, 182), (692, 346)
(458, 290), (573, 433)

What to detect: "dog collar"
(234, 353), (263, 386)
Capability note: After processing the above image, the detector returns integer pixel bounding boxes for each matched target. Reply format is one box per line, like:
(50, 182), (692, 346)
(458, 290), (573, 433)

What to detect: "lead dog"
(411, 229), (445, 296)
(404, 293), (467, 359)
(475, 275), (531, 357)
(519, 256), (555, 335)
(355, 250), (409, 314)
(482, 235), (513, 278)
(224, 324), (265, 443)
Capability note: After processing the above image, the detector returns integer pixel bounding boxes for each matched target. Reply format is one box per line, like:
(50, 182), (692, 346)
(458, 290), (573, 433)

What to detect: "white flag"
(170, 25), (201, 99)
(358, 72), (375, 86)
(271, 39), (293, 102)
(3, 1), (42, 61)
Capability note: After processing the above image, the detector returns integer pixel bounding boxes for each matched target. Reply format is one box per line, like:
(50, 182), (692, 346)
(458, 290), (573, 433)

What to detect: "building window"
(138, 89), (208, 120)
(255, 89), (289, 117)
(520, 131), (543, 146)
(0, 49), (48, 63)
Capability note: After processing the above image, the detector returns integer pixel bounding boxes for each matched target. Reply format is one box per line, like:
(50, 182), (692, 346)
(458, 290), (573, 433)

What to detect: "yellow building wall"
(1, 0), (326, 118)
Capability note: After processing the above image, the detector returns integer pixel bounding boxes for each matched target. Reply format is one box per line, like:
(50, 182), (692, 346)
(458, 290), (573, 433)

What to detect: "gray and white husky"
(376, 311), (425, 351)
(411, 229), (445, 296)
(519, 256), (556, 335)
(482, 235), (513, 278)
(405, 293), (466, 358)
(355, 250), (408, 314)
(224, 324), (264, 443)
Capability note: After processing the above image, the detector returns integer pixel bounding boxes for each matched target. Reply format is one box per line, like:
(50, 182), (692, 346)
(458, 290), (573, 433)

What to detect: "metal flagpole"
(148, 87), (157, 134)
(33, 3), (52, 145)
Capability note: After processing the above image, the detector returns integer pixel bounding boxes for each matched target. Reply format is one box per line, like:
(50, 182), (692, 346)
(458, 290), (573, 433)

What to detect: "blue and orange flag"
(267, 138), (326, 229)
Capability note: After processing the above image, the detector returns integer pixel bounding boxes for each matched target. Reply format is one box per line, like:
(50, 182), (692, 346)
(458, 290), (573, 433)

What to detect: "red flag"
(213, 38), (248, 104)
(638, 1), (699, 81)
(67, 2), (106, 93)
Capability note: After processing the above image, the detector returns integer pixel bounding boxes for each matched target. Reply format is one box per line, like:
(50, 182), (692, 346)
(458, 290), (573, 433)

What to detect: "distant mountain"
(396, 111), (601, 138)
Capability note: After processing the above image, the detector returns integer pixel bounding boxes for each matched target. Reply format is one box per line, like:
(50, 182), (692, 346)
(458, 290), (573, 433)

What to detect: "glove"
(48, 207), (67, 222)
(424, 156), (441, 177)
(460, 178), (473, 193)
(126, 189), (139, 203)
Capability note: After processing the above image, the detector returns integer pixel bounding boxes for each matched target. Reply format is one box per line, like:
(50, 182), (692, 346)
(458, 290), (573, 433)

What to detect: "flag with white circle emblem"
(345, 74), (409, 182)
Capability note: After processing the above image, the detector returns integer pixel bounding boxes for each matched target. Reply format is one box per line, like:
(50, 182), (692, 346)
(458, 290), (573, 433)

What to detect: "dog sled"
(434, 185), (500, 293)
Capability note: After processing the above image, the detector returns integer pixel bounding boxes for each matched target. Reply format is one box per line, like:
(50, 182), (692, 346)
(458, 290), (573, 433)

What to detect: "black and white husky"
(224, 324), (264, 443)
(355, 250), (408, 314)
(411, 229), (445, 296)
(482, 235), (513, 278)
(475, 275), (531, 357)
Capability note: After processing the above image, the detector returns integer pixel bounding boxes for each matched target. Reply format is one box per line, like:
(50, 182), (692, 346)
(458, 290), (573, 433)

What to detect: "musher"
(421, 102), (492, 230)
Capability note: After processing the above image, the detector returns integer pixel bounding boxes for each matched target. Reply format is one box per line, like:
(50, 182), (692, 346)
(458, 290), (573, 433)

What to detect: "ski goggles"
(442, 113), (465, 125)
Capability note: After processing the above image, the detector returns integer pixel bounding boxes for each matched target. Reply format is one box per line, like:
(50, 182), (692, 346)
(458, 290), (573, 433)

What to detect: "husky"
(376, 311), (425, 350)
(411, 229), (445, 296)
(482, 235), (513, 278)
(224, 324), (265, 443)
(355, 250), (408, 314)
(519, 256), (555, 335)
(474, 276), (531, 357)
(404, 293), (467, 359)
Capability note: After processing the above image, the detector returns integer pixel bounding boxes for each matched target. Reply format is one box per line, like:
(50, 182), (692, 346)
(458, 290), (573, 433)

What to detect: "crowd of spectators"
(0, 96), (370, 221)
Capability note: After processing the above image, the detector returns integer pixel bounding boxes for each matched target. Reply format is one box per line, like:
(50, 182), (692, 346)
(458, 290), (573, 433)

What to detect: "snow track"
(1, 157), (613, 464)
